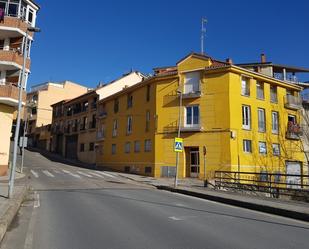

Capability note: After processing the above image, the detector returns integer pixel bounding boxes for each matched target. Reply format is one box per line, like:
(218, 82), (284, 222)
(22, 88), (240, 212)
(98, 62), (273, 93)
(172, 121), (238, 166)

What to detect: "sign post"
(203, 146), (208, 187)
(174, 137), (183, 188)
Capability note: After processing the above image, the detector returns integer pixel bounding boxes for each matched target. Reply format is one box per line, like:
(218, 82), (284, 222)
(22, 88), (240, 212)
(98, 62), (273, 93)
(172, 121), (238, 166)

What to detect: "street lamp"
(174, 88), (182, 188)
(8, 26), (41, 198)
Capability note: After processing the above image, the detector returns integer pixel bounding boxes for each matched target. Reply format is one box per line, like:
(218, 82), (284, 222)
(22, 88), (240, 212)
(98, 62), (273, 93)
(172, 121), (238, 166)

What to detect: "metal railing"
(284, 95), (302, 109)
(214, 171), (309, 199)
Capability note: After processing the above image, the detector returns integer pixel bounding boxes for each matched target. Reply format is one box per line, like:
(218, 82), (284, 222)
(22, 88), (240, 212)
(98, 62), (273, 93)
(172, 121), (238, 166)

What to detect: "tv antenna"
(201, 17), (207, 55)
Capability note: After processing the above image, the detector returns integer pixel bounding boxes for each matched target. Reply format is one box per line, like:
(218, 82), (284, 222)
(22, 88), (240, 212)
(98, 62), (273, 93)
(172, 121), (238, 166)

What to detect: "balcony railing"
(0, 49), (31, 69)
(183, 84), (202, 99)
(97, 131), (105, 140)
(284, 95), (302, 110)
(0, 82), (25, 106)
(98, 111), (107, 118)
(286, 122), (302, 140)
(180, 125), (202, 132)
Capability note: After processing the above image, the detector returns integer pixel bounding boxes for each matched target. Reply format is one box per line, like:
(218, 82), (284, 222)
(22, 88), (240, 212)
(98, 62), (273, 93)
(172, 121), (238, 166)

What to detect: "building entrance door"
(190, 148), (200, 177)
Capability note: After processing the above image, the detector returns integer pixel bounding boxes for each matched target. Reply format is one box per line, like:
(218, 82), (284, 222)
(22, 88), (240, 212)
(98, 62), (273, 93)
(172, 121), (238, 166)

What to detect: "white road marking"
(89, 172), (105, 178)
(168, 216), (183, 221)
(77, 171), (93, 178)
(34, 192), (40, 208)
(42, 170), (55, 178)
(97, 171), (116, 178)
(30, 170), (39, 178)
(62, 169), (81, 178)
(53, 169), (61, 174)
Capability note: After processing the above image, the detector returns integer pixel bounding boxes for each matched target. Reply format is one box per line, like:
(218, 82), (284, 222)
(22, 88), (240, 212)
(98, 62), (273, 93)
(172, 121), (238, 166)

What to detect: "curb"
(157, 185), (309, 222)
(0, 186), (28, 243)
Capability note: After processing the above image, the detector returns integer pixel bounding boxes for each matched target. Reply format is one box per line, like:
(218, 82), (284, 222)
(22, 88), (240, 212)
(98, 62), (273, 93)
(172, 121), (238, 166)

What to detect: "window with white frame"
(259, 142), (267, 154)
(270, 86), (278, 103)
(243, 140), (252, 153)
(134, 140), (140, 153)
(256, 81), (264, 99)
(111, 144), (116, 154)
(112, 119), (118, 137)
(258, 108), (266, 132)
(124, 142), (131, 153)
(184, 72), (200, 94)
(272, 111), (279, 134)
(242, 105), (251, 130)
(144, 139), (152, 152)
(185, 105), (199, 127)
(127, 116), (132, 134)
(241, 77), (250, 96)
(272, 143), (280, 156)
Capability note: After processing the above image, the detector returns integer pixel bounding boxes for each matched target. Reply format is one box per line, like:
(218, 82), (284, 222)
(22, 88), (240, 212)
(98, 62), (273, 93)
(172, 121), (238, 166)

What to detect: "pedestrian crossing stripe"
(174, 138), (183, 152)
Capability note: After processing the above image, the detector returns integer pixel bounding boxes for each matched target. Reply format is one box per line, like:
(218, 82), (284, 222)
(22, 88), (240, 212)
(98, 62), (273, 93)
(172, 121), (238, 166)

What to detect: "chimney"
(226, 58), (233, 64)
(261, 53), (266, 63)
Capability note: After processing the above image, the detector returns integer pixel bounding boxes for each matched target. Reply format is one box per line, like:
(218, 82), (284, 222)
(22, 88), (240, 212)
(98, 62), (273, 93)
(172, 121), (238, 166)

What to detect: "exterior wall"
(96, 72), (144, 100)
(96, 83), (155, 175)
(229, 71), (305, 176)
(35, 82), (88, 127)
(0, 104), (14, 175)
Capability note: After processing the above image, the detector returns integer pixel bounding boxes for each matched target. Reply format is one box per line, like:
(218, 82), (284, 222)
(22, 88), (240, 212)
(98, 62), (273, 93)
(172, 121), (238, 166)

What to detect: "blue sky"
(29, 0), (309, 89)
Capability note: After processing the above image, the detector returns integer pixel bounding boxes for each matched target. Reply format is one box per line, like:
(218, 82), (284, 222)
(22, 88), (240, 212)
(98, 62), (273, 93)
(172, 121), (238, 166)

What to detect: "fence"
(214, 171), (309, 199)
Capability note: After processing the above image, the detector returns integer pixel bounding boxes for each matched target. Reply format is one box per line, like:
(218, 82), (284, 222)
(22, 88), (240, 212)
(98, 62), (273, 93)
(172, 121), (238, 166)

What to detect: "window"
(184, 72), (200, 94)
(114, 99), (119, 113)
(125, 142), (131, 153)
(112, 119), (118, 137)
(145, 110), (150, 131)
(288, 114), (296, 124)
(256, 82), (264, 100)
(146, 85), (150, 102)
(8, 2), (18, 17)
(272, 144), (280, 156)
(259, 142), (267, 154)
(243, 140), (252, 153)
(111, 144), (116, 154)
(241, 77), (250, 96)
(242, 105), (251, 130)
(134, 141), (140, 152)
(89, 142), (94, 151)
(127, 94), (133, 108)
(145, 167), (152, 174)
(270, 86), (277, 103)
(272, 111), (279, 134)
(97, 123), (105, 139)
(144, 139), (152, 152)
(258, 108), (266, 132)
(185, 105), (199, 127)
(127, 116), (132, 134)
(80, 143), (85, 152)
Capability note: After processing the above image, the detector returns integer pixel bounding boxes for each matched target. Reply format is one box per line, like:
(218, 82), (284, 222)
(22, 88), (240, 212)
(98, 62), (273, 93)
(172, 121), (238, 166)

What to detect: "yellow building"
(96, 53), (306, 181)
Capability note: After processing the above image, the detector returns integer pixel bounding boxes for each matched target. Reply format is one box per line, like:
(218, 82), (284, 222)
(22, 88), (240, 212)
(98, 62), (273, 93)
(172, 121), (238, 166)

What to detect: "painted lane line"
(89, 172), (105, 178)
(30, 170), (39, 178)
(97, 171), (116, 178)
(34, 192), (40, 208)
(168, 216), (183, 221)
(62, 169), (81, 178)
(77, 171), (93, 178)
(42, 170), (55, 178)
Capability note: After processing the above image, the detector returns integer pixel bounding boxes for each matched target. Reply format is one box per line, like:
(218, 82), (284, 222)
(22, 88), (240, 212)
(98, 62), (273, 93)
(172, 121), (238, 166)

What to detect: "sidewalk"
(117, 173), (309, 222)
(0, 172), (28, 243)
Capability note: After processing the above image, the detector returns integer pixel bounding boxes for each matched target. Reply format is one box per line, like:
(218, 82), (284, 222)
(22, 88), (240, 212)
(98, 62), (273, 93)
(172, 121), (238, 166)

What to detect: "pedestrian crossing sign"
(174, 138), (183, 152)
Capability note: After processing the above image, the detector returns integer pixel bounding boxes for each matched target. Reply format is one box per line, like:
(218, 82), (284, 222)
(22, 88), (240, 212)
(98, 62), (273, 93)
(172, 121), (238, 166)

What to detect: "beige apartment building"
(26, 81), (88, 148)
(51, 71), (145, 164)
(0, 0), (39, 175)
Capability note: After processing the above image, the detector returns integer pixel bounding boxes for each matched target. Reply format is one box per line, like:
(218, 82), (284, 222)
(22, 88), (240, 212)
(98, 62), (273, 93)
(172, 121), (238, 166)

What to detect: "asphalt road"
(1, 150), (309, 249)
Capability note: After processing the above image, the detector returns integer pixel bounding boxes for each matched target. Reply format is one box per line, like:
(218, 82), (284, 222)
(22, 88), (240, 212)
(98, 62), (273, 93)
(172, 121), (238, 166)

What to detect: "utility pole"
(8, 27), (40, 198)
(174, 89), (183, 188)
(201, 17), (207, 55)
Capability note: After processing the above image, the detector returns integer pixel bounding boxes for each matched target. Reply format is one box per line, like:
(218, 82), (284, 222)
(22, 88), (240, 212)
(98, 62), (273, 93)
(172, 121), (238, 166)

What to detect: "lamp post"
(174, 89), (183, 188)
(8, 27), (40, 198)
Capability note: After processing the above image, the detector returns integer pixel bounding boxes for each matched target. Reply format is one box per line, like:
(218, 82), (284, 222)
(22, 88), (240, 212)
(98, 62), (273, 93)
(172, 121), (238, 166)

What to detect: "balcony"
(286, 122), (302, 140)
(0, 82), (25, 106)
(180, 125), (203, 132)
(0, 16), (34, 38)
(182, 84), (202, 99)
(96, 131), (105, 141)
(284, 95), (302, 110)
(0, 49), (30, 70)
(182, 90), (202, 99)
